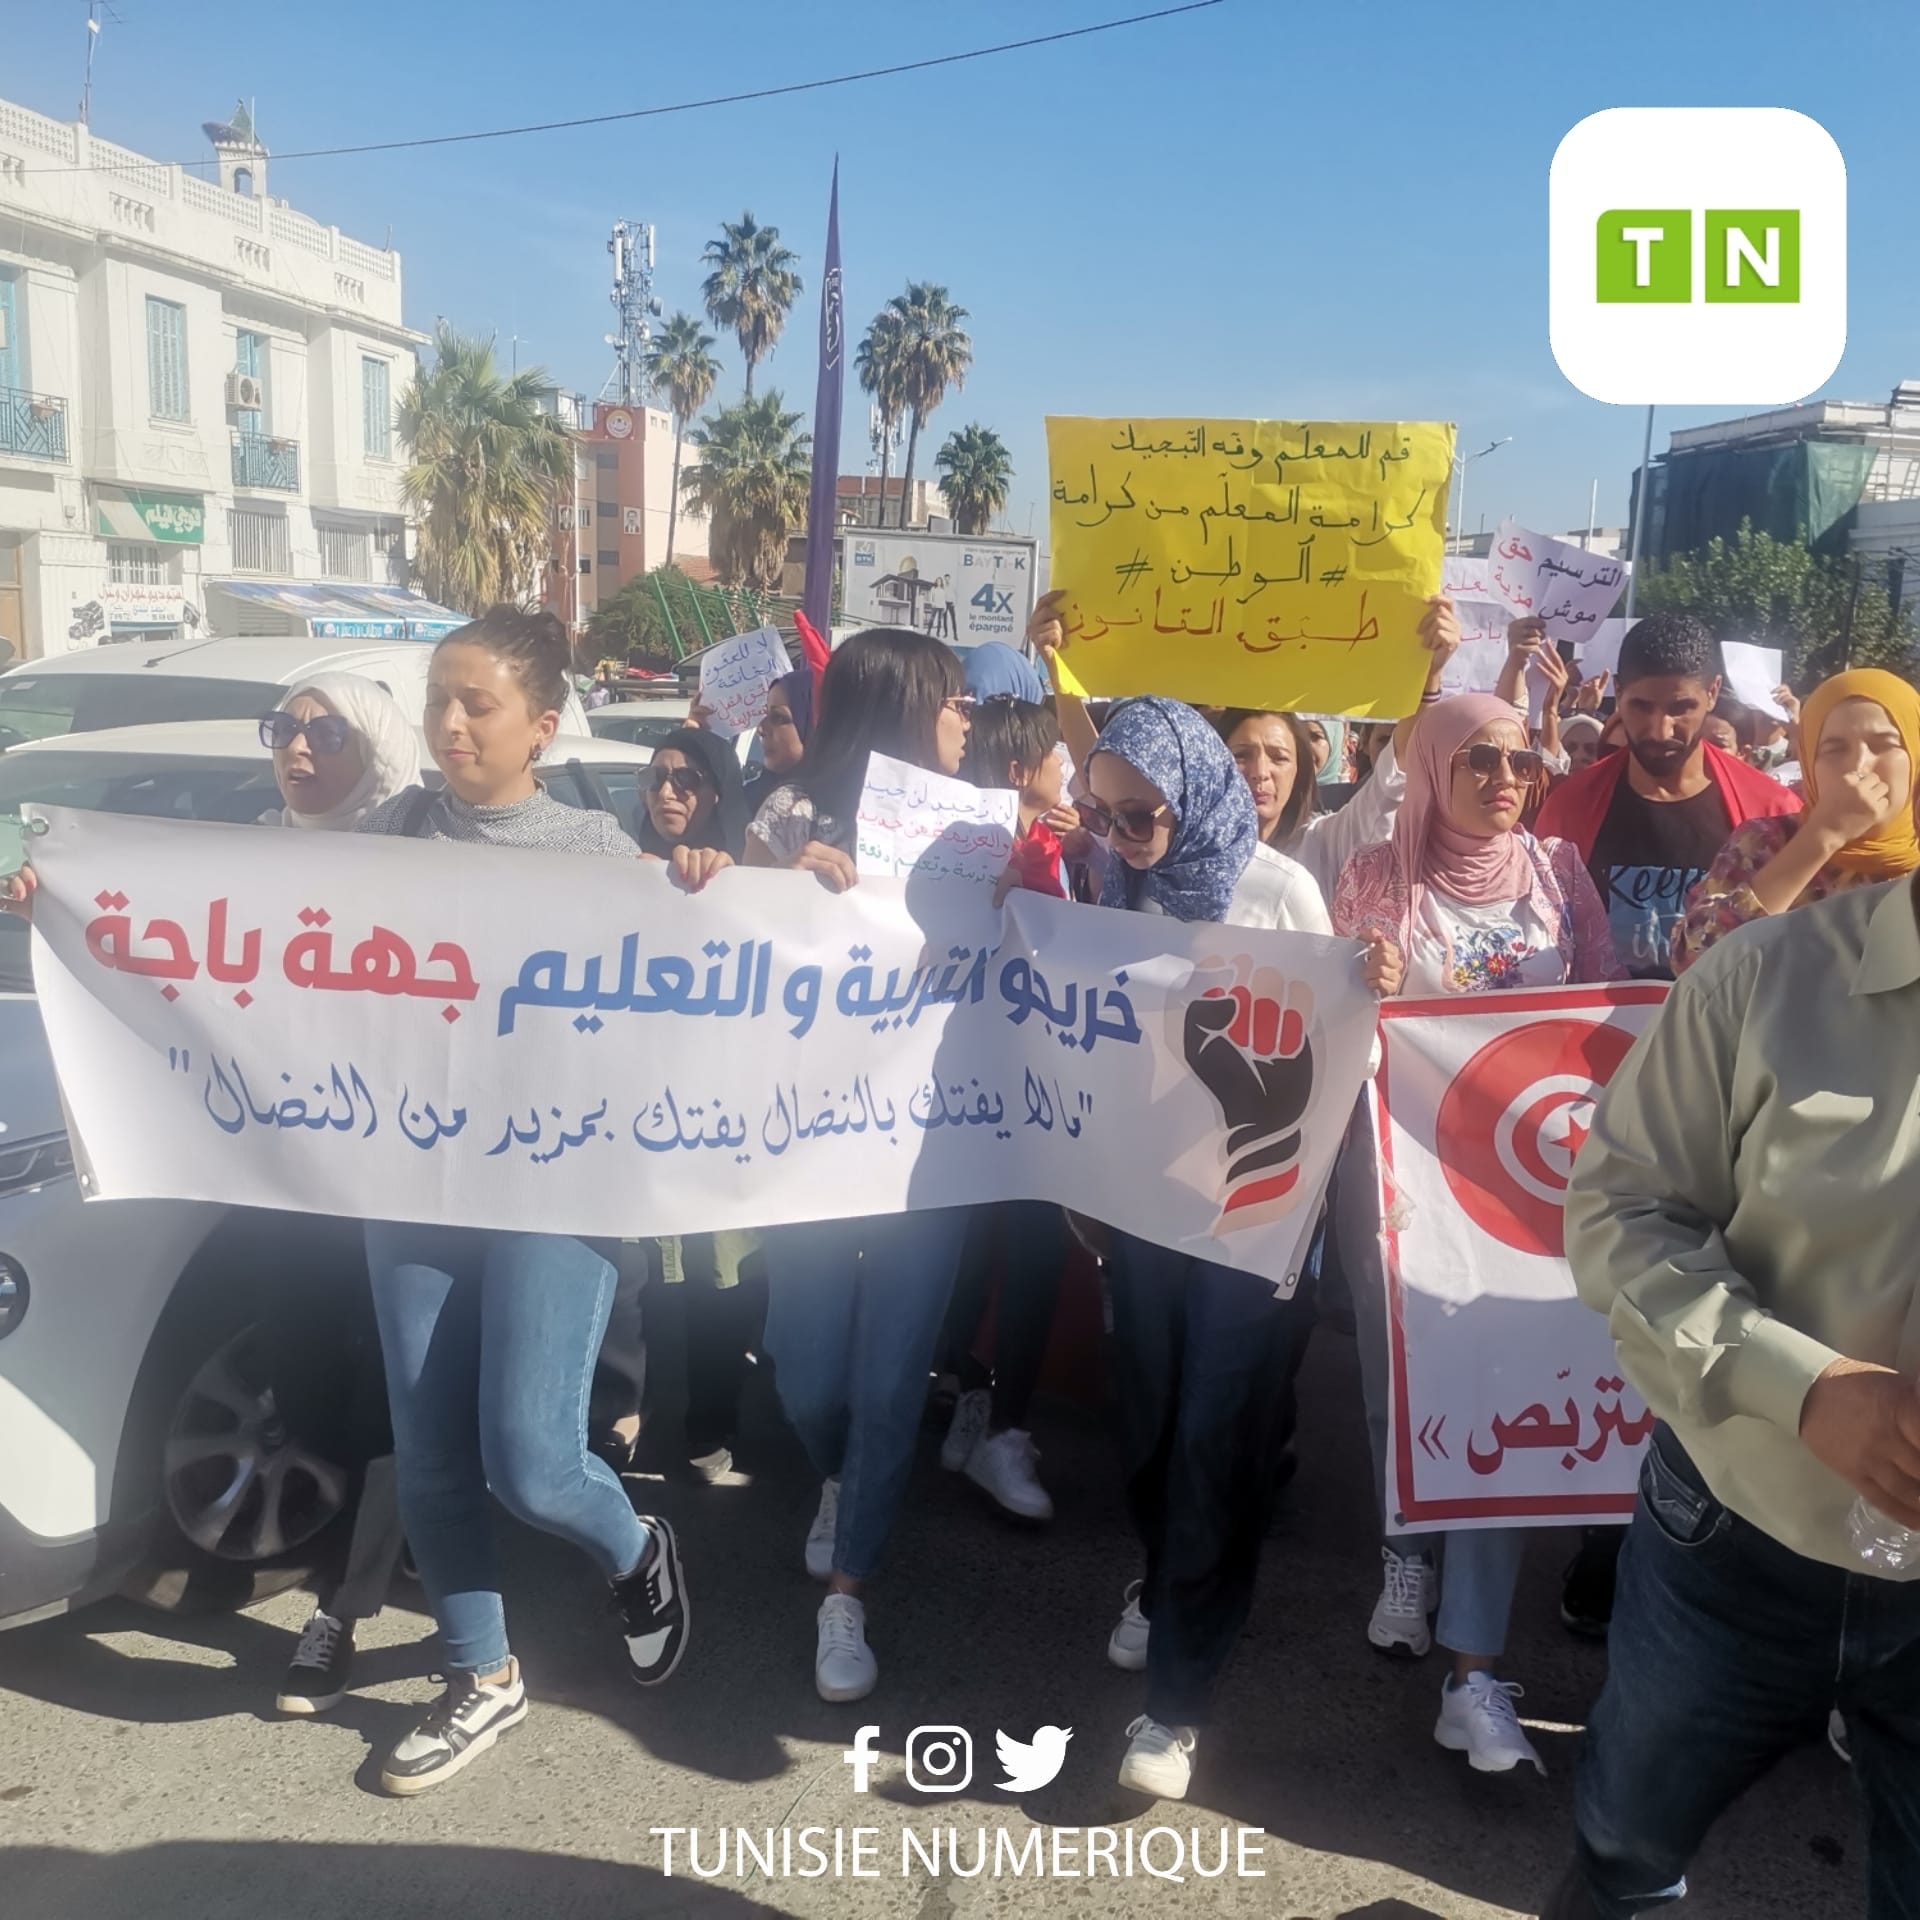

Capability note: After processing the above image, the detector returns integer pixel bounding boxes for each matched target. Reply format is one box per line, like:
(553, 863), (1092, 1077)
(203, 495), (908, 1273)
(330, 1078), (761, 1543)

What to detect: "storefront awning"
(205, 579), (467, 641)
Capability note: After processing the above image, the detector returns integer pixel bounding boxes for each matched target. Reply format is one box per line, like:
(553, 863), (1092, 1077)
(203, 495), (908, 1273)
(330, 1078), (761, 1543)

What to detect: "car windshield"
(0, 750), (283, 993)
(0, 673), (287, 750)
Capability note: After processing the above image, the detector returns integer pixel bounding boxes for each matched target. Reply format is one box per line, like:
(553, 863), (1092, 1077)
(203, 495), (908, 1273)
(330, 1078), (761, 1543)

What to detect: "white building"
(0, 96), (433, 662)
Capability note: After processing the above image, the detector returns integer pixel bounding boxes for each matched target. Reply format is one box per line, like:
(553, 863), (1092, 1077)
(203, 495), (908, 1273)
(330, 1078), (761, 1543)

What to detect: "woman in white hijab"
(256, 672), (421, 1719)
(262, 672), (419, 831)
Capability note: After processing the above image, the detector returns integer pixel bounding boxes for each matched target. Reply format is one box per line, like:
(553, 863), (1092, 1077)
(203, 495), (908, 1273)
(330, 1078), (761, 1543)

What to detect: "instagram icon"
(905, 1725), (974, 1794)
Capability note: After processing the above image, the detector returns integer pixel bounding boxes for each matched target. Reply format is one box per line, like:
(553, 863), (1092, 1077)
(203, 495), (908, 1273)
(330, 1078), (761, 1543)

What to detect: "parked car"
(0, 719), (658, 1629)
(0, 634), (592, 754)
(587, 695), (761, 773)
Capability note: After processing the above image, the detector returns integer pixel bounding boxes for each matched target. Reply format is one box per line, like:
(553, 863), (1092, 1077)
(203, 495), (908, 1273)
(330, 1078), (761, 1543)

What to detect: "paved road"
(0, 1299), (1866, 1919)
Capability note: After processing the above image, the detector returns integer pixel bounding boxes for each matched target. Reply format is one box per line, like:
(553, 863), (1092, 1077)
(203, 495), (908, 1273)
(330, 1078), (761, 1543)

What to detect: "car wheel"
(119, 1285), (359, 1616)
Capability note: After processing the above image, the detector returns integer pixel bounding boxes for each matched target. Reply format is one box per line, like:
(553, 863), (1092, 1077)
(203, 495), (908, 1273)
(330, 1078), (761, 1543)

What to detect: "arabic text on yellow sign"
(1046, 416), (1456, 716)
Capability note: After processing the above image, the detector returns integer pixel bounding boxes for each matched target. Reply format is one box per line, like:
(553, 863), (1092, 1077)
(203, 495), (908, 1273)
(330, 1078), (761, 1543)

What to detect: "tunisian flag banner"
(27, 807), (1378, 1285)
(1375, 984), (1667, 1533)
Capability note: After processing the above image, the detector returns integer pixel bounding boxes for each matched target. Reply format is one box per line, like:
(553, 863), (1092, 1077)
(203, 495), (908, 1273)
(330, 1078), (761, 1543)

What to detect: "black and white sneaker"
(612, 1516), (690, 1686)
(276, 1609), (356, 1716)
(379, 1663), (528, 1796)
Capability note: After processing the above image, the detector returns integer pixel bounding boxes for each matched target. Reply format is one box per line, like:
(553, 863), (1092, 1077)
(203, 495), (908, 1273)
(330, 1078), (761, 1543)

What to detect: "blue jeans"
(1435, 1525), (1528, 1659)
(761, 1208), (969, 1581)
(1565, 1425), (1920, 1918)
(365, 1223), (651, 1674)
(1106, 1230), (1309, 1727)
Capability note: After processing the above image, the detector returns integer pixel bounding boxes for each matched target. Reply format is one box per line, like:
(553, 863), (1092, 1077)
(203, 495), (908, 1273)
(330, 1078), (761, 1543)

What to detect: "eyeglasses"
(649, 762), (711, 796)
(1075, 795), (1176, 844)
(1453, 743), (1548, 783)
(260, 711), (353, 755)
(943, 694), (978, 717)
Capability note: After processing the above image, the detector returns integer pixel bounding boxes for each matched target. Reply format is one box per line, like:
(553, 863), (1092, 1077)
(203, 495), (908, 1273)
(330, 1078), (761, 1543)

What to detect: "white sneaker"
(805, 1477), (839, 1581)
(1368, 1546), (1436, 1658)
(1107, 1579), (1149, 1672)
(1117, 1715), (1196, 1798)
(965, 1428), (1054, 1521)
(1434, 1672), (1546, 1775)
(815, 1593), (877, 1703)
(941, 1388), (991, 1471)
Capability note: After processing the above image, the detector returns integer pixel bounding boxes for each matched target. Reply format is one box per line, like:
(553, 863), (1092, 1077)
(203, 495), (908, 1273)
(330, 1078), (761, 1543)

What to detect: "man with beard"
(1535, 612), (1799, 981)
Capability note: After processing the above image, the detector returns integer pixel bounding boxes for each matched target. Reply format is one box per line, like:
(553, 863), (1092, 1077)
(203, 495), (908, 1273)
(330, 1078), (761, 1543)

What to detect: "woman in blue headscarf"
(1063, 697), (1389, 1802)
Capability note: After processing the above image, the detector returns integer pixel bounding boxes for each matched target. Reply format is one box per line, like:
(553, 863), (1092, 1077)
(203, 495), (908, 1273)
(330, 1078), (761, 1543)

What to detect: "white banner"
(1487, 521), (1627, 645)
(840, 531), (1038, 648)
(856, 753), (1018, 889)
(698, 625), (792, 734)
(28, 809), (1379, 1284)
(1376, 984), (1667, 1532)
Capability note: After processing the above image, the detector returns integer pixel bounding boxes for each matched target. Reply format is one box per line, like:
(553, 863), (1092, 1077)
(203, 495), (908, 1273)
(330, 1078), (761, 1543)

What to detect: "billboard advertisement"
(840, 530), (1038, 648)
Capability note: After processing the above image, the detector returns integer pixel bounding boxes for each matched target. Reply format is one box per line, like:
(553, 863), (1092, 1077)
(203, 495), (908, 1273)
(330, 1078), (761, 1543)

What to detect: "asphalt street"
(0, 1293), (1866, 1920)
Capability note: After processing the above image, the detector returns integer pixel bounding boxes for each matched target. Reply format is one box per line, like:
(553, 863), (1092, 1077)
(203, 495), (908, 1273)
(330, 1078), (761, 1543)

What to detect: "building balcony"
(0, 387), (70, 463)
(231, 430), (300, 491)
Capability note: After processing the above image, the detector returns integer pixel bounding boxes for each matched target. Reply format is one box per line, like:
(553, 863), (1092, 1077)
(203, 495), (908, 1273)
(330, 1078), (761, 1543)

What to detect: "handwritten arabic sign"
(698, 625), (792, 735)
(856, 753), (1019, 890)
(1045, 416), (1455, 717)
(1486, 521), (1626, 645)
(29, 809), (1377, 1279)
(1374, 984), (1667, 1531)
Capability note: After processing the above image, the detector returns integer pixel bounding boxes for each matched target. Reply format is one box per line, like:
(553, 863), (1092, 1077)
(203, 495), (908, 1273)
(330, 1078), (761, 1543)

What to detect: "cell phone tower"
(600, 220), (661, 406)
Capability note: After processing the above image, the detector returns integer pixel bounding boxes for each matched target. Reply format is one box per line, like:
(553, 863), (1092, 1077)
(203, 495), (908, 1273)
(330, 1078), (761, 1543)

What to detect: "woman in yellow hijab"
(1675, 666), (1920, 972)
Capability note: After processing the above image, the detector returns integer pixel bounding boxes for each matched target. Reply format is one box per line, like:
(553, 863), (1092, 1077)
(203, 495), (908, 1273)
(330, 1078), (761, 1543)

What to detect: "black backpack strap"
(400, 787), (436, 839)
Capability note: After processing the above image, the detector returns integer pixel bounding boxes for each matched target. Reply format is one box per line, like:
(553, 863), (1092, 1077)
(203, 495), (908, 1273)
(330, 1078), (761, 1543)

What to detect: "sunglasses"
(1075, 795), (1175, 844)
(649, 762), (711, 796)
(1454, 743), (1548, 783)
(260, 711), (353, 755)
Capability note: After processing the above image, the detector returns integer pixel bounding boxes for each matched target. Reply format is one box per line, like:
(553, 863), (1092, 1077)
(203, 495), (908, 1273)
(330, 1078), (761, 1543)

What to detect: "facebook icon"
(841, 1724), (881, 1794)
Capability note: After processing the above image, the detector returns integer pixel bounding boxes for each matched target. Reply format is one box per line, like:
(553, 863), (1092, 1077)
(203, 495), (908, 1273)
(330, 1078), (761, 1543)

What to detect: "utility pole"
(1623, 406), (1655, 621)
(79, 3), (107, 124)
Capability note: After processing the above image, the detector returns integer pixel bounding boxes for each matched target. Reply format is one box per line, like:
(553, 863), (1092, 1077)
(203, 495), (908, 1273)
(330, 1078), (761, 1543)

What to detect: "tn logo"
(1596, 209), (1799, 304)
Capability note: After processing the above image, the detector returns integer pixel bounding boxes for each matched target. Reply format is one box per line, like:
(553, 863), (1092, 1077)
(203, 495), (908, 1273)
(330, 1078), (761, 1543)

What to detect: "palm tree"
(701, 212), (802, 399)
(645, 313), (723, 566)
(855, 307), (908, 503)
(935, 424), (1014, 535)
(397, 325), (574, 614)
(888, 282), (972, 527)
(678, 391), (812, 591)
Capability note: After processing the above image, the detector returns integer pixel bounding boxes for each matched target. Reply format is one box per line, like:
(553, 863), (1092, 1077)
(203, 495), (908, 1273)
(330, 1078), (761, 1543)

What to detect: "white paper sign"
(1720, 641), (1787, 719)
(856, 752), (1019, 889)
(28, 808), (1379, 1283)
(1439, 556), (1514, 694)
(1487, 521), (1627, 645)
(698, 626), (792, 735)
(1579, 617), (1637, 682)
(1376, 984), (1668, 1532)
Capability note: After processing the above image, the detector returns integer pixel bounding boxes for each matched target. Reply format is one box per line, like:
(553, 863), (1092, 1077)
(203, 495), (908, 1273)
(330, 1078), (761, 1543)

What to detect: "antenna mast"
(599, 220), (659, 407)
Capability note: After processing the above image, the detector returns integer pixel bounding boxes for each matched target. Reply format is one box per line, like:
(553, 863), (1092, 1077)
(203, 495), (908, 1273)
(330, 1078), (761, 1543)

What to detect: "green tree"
(679, 391), (812, 591)
(935, 423), (1013, 536)
(701, 212), (801, 399)
(887, 283), (972, 528)
(855, 307), (908, 501)
(1637, 520), (1916, 685)
(645, 313), (724, 566)
(398, 325), (574, 614)
(585, 569), (681, 669)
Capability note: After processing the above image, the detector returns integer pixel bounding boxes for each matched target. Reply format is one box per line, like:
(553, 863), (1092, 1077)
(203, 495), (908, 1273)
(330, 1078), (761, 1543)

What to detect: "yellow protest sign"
(1046, 416), (1456, 717)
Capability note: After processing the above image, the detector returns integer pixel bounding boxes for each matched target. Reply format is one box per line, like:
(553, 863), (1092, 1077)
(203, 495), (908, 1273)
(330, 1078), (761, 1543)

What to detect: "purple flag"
(801, 160), (843, 639)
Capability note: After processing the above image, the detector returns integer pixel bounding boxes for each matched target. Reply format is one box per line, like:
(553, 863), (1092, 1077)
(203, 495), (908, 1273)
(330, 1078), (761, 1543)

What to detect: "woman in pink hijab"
(1331, 692), (1619, 1781)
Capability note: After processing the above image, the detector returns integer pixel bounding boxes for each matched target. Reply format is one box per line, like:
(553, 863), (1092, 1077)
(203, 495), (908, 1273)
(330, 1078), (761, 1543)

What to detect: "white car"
(588, 695), (761, 773)
(0, 633), (593, 753)
(0, 719), (658, 1629)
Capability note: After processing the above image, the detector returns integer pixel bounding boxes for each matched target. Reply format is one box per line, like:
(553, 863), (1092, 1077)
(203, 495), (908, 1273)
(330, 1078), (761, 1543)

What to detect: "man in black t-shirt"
(1536, 613), (1800, 983)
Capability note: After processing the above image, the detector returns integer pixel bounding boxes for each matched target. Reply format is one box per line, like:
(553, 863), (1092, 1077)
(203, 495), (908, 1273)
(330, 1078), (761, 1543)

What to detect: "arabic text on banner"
(1486, 520), (1627, 645)
(1045, 416), (1456, 718)
(29, 809), (1379, 1283)
(698, 625), (792, 735)
(1374, 984), (1667, 1532)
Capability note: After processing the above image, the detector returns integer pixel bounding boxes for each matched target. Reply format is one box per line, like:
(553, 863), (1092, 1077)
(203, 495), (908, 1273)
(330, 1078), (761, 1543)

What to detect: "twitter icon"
(996, 1725), (1073, 1792)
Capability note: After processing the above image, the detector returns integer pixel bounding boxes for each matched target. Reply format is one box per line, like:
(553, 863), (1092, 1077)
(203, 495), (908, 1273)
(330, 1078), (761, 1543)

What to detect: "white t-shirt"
(1404, 884), (1565, 997)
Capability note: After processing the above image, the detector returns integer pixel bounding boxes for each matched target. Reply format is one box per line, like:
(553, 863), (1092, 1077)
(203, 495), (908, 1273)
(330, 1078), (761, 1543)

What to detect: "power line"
(25, 2), (1226, 173)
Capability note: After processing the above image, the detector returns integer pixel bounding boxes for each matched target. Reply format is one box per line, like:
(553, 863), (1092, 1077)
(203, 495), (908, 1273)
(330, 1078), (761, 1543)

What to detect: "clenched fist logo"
(1181, 960), (1318, 1226)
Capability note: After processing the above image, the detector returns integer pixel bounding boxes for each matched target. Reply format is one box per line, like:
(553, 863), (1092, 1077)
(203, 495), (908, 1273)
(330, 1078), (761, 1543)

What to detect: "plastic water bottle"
(1848, 1497), (1920, 1579)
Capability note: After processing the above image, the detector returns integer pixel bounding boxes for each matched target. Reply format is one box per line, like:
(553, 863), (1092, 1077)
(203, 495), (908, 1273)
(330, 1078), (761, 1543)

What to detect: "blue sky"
(9, 0), (1915, 545)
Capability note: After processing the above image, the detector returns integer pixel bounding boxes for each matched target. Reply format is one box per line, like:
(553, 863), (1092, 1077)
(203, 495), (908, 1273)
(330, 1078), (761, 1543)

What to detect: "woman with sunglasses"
(1331, 692), (1619, 1780)
(743, 627), (977, 1704)
(1050, 697), (1396, 1802)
